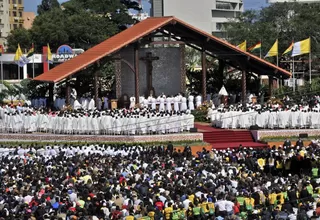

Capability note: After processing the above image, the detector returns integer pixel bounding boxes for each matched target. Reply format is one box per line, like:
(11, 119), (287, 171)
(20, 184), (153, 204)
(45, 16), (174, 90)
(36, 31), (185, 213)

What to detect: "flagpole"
(1, 57), (3, 84)
(32, 54), (35, 78)
(309, 40), (312, 85)
(260, 39), (262, 59)
(293, 56), (295, 92)
(276, 53), (279, 88)
(18, 65), (20, 80)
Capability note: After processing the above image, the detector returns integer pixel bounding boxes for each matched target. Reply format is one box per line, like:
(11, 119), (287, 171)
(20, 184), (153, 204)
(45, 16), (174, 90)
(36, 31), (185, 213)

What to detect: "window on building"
(216, 1), (232, 10)
(12, 0), (16, 4)
(13, 24), (17, 29)
(18, 11), (21, 17)
(19, 24), (22, 28)
(18, 0), (21, 4)
(216, 23), (225, 31)
(13, 11), (16, 16)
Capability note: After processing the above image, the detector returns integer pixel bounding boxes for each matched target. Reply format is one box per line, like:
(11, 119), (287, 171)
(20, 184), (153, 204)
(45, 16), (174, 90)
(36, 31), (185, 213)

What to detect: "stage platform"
(0, 132), (203, 143)
(195, 123), (269, 149)
(251, 129), (320, 141)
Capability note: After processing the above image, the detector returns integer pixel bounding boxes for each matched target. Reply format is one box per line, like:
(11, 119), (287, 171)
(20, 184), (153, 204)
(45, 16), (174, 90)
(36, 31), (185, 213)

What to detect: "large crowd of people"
(0, 140), (319, 219)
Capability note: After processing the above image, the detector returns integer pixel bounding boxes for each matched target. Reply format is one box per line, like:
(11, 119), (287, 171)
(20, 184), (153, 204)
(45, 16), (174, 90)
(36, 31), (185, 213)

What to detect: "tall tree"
(37, 0), (60, 15)
(6, 28), (32, 52)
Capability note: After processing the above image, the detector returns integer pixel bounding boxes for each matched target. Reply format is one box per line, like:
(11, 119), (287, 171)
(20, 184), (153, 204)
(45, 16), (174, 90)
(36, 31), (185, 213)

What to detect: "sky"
(24, 0), (268, 13)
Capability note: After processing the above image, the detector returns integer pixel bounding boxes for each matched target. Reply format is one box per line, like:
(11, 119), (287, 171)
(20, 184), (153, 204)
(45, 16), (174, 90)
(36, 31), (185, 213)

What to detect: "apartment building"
(9, 0), (24, 30)
(22, 11), (35, 29)
(0, 0), (10, 46)
(149, 0), (243, 38)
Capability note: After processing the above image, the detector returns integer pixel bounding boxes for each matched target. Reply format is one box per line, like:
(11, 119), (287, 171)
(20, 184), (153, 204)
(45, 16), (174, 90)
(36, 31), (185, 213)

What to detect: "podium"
(111, 99), (118, 109)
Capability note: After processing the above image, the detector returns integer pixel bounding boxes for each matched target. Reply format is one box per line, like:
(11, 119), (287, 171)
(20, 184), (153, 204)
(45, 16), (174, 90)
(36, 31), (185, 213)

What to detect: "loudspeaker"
(299, 133), (308, 138)
(190, 128), (198, 133)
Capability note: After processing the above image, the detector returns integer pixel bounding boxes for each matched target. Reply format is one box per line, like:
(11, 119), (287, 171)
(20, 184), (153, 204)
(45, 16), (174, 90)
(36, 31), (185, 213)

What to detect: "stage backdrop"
(120, 46), (182, 97)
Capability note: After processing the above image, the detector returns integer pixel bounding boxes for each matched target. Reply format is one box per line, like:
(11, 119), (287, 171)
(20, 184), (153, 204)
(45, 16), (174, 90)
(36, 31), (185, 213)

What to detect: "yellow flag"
(292, 37), (311, 57)
(47, 44), (53, 63)
(237, 40), (246, 51)
(14, 44), (23, 62)
(265, 39), (278, 58)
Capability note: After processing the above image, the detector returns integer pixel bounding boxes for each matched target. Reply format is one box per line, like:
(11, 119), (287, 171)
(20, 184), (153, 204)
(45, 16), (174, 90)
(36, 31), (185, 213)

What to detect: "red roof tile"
(34, 16), (291, 83)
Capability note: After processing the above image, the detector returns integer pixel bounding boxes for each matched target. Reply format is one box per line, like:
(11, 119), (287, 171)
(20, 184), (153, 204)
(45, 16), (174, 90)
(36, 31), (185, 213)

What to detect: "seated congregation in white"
(2, 93), (199, 135)
(208, 103), (320, 129)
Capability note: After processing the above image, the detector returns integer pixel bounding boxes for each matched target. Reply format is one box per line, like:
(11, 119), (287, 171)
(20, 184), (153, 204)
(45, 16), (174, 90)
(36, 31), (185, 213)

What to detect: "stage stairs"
(195, 123), (268, 150)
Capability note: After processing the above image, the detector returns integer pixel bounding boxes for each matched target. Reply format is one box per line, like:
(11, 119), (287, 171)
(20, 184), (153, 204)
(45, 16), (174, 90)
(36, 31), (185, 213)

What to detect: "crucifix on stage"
(140, 52), (159, 96)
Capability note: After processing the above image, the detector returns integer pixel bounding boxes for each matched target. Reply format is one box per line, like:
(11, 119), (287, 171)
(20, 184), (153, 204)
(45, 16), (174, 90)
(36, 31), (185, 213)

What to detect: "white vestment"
(188, 95), (195, 110)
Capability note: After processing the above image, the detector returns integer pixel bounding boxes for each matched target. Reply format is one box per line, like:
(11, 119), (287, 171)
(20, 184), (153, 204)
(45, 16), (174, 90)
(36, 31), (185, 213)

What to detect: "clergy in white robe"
(195, 95), (202, 108)
(73, 100), (82, 110)
(166, 97), (172, 112)
(188, 95), (195, 110)
(159, 96), (165, 111)
(88, 98), (95, 110)
(180, 97), (187, 111)
(173, 96), (180, 112)
(129, 96), (136, 109)
(151, 97), (156, 110)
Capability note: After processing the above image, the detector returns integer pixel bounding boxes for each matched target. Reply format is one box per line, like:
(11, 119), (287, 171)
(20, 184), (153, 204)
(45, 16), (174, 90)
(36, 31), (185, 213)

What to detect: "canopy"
(218, 85), (228, 96)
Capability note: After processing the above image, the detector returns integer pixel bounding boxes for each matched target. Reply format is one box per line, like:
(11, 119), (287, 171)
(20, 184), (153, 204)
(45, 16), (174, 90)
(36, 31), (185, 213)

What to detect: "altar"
(115, 44), (186, 101)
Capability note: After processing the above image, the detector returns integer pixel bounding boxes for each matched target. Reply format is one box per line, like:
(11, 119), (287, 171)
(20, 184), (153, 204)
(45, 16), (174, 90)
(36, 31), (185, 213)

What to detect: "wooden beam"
(149, 41), (185, 45)
(242, 70), (246, 105)
(201, 49), (207, 100)
(134, 45), (140, 103)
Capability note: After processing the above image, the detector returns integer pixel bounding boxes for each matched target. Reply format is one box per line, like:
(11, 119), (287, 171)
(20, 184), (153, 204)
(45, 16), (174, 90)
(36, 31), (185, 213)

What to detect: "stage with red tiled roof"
(34, 16), (291, 83)
(195, 122), (268, 150)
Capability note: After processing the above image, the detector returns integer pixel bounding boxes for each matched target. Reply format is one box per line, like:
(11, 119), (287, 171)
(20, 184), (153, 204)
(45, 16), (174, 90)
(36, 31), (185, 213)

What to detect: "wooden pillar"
(114, 54), (122, 99)
(134, 46), (140, 103)
(48, 83), (54, 109)
(66, 78), (71, 106)
(94, 69), (99, 107)
(201, 49), (207, 100)
(269, 76), (273, 97)
(241, 70), (246, 104)
(180, 44), (186, 93)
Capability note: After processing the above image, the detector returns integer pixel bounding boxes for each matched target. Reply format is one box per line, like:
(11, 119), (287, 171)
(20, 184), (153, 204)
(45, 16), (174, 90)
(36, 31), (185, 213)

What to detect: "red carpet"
(195, 123), (269, 150)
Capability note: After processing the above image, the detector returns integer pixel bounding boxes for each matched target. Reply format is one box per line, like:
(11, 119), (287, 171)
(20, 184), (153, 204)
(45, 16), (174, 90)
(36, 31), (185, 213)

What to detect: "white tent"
(218, 85), (228, 96)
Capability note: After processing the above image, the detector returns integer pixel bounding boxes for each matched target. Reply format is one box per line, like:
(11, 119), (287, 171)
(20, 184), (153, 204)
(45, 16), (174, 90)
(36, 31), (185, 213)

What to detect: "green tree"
(37, 0), (60, 15)
(6, 28), (32, 52)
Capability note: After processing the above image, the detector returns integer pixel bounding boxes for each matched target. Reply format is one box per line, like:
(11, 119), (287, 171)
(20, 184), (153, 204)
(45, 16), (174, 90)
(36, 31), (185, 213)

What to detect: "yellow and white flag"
(265, 40), (278, 58)
(237, 40), (246, 51)
(291, 37), (311, 57)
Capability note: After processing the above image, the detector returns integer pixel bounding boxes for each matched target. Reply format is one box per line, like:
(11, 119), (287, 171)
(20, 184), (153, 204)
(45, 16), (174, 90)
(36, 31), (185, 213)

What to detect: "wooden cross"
(140, 52), (159, 95)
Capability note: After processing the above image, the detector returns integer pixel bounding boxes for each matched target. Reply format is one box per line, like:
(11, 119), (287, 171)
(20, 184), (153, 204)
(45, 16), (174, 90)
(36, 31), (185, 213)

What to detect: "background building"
(9, 0), (24, 30)
(0, 0), (11, 46)
(149, 0), (243, 37)
(22, 11), (35, 29)
(268, 0), (320, 2)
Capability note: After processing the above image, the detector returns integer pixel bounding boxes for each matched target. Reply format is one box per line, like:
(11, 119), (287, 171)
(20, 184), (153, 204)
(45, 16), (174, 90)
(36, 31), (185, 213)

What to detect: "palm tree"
(0, 81), (20, 104)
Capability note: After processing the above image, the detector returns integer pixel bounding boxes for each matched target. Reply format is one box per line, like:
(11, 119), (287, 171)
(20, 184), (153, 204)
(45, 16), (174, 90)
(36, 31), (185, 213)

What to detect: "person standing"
(188, 94), (195, 111)
(167, 141), (173, 156)
(129, 95), (136, 109)
(196, 94), (202, 109)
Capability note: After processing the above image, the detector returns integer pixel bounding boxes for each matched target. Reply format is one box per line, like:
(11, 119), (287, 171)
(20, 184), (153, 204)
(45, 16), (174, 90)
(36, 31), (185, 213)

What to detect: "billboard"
(52, 45), (84, 63)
